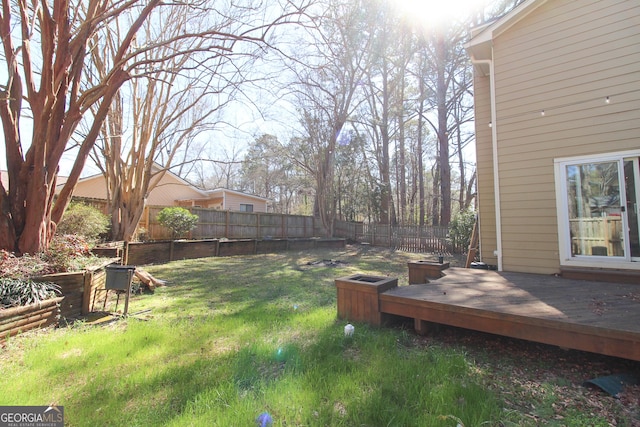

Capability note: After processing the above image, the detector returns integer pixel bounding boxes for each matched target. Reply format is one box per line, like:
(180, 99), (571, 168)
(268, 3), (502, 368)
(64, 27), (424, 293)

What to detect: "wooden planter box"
(0, 297), (64, 341)
(218, 239), (256, 257)
(335, 274), (398, 326)
(407, 261), (450, 284)
(35, 259), (114, 319)
(172, 239), (219, 260)
(125, 238), (347, 265)
(315, 239), (346, 250)
(126, 241), (172, 265)
(256, 239), (289, 254)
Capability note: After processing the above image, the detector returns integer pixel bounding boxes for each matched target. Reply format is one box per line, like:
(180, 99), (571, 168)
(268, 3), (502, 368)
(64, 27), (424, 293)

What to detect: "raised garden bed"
(126, 238), (346, 265)
(0, 296), (64, 341)
(335, 274), (398, 326)
(407, 260), (450, 284)
(34, 259), (115, 319)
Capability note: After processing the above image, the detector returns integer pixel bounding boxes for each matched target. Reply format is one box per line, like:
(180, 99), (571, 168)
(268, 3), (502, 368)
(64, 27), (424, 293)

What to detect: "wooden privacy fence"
(334, 220), (464, 254)
(140, 206), (325, 241)
(133, 205), (462, 254)
(569, 216), (623, 257)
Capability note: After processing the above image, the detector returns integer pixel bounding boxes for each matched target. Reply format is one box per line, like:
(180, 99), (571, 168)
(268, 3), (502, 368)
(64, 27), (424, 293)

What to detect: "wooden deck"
(336, 268), (640, 361)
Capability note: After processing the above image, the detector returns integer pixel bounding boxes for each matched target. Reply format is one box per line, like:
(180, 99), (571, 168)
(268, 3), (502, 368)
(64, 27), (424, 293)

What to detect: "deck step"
(560, 267), (640, 285)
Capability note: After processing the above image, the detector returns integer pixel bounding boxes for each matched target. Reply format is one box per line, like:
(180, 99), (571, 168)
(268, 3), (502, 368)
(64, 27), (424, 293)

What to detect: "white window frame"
(554, 149), (640, 270)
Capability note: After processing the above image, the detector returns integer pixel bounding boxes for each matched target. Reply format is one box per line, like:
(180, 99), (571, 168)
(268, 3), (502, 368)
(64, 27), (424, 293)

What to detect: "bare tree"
(284, 0), (375, 235)
(0, 0), (308, 253)
(0, 0), (163, 253)
(358, 4), (416, 225)
(413, 21), (475, 227)
(90, 3), (262, 241)
(413, 42), (430, 226)
(192, 148), (245, 190)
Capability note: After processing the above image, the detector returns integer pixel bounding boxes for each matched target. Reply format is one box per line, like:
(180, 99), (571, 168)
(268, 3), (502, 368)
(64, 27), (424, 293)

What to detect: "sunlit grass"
(1, 248), (506, 426)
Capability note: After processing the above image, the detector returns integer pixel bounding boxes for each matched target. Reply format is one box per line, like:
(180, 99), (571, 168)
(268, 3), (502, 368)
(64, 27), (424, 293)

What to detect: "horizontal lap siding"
(224, 193), (267, 213)
(492, 0), (640, 274)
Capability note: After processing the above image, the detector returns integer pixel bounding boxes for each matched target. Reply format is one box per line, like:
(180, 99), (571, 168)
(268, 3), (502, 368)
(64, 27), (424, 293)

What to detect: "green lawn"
(0, 247), (625, 426)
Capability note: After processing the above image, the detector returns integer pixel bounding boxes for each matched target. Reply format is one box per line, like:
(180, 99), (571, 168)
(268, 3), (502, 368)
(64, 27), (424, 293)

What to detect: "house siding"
(223, 192), (267, 213)
(489, 0), (640, 274)
(71, 176), (109, 200)
(72, 172), (204, 206)
(145, 175), (204, 206)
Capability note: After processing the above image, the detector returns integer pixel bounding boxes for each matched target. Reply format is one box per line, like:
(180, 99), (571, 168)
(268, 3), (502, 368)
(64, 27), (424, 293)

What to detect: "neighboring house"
(176, 188), (268, 213)
(62, 167), (268, 213)
(69, 168), (206, 206)
(465, 0), (639, 276)
(1, 170), (68, 188)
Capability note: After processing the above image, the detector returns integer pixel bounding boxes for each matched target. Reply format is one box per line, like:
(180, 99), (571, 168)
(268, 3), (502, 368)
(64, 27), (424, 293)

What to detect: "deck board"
(376, 268), (640, 361)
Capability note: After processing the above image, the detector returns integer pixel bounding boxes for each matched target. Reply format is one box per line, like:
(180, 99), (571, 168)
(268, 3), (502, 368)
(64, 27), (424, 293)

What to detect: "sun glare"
(389, 0), (488, 28)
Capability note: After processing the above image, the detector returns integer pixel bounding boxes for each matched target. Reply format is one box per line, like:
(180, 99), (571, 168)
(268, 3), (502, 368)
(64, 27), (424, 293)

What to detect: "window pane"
(566, 161), (623, 257)
(624, 159), (640, 258)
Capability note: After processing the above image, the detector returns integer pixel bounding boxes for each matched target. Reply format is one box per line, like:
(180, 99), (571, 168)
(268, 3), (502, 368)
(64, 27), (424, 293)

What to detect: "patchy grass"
(0, 246), (638, 426)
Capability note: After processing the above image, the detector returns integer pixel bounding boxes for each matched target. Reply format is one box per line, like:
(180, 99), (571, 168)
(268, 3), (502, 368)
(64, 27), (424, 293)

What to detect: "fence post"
(257, 213), (261, 239)
(143, 206), (150, 233)
(82, 270), (93, 315)
(123, 241), (129, 265)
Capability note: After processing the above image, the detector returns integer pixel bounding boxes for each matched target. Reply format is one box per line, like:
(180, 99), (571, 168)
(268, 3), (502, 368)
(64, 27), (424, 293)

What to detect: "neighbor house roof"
(53, 165), (268, 209)
(58, 164), (209, 206)
(1, 170), (68, 188)
(202, 188), (268, 202)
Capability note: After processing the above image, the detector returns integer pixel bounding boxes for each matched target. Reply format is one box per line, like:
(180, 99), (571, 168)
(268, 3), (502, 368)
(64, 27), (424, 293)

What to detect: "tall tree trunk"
(464, 170), (477, 210)
(0, 0), (161, 254)
(431, 163), (440, 226)
(456, 123), (466, 213)
(417, 74), (426, 227)
(435, 33), (451, 227)
(397, 85), (407, 225)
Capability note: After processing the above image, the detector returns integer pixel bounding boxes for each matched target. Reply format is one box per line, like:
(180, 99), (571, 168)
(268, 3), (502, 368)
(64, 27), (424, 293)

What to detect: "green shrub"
(449, 209), (477, 251)
(0, 278), (61, 308)
(57, 202), (110, 242)
(156, 207), (199, 239)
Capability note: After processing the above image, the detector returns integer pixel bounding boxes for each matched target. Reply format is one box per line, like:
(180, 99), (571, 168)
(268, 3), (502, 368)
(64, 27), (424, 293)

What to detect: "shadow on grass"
(56, 317), (501, 426)
(2, 248), (500, 426)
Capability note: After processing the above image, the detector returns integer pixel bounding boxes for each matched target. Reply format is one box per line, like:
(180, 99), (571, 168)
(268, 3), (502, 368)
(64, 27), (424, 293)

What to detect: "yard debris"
(622, 292), (640, 302)
(133, 269), (166, 292)
(589, 298), (607, 316)
(415, 325), (640, 424)
(305, 259), (349, 267)
(584, 373), (639, 397)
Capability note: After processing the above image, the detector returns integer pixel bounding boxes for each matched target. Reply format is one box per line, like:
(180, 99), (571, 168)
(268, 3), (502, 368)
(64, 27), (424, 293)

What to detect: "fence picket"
(333, 220), (460, 254)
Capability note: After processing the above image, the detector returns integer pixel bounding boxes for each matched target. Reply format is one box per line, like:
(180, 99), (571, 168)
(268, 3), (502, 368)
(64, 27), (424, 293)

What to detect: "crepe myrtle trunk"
(0, 0), (161, 254)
